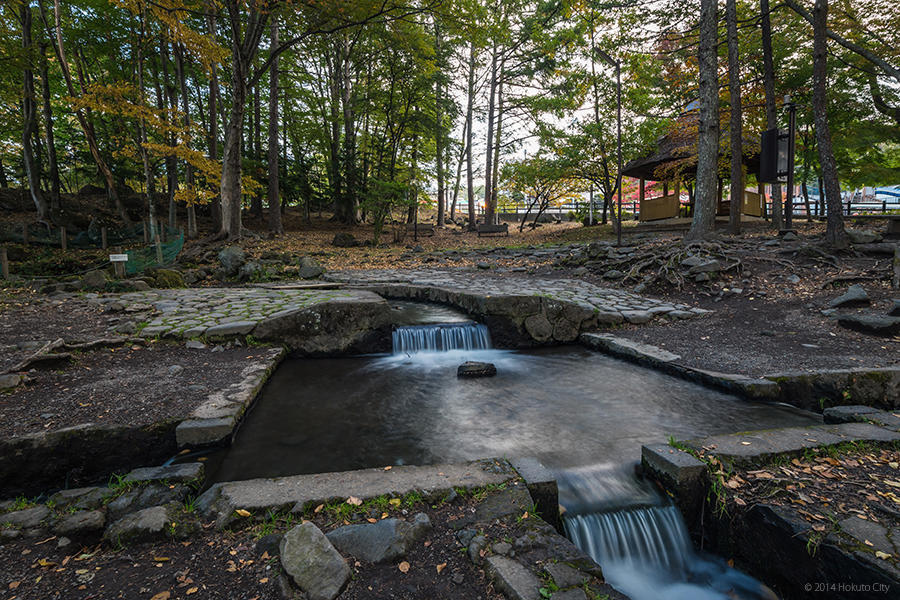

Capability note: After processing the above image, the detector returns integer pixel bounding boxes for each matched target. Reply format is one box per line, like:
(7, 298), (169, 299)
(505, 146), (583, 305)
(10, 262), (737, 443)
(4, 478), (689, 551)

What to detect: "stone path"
(326, 268), (710, 324)
(115, 288), (359, 339)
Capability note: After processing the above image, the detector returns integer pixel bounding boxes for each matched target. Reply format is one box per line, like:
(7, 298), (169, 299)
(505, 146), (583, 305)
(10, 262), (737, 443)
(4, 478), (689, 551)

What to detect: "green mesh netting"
(0, 222), (181, 249)
(125, 231), (184, 275)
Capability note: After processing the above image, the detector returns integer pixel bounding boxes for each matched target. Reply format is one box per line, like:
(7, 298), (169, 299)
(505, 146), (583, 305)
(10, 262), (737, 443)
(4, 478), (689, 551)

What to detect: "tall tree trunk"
(174, 43), (197, 237)
(465, 41), (476, 231)
(135, 4), (158, 245)
(249, 80), (263, 217)
(483, 45), (498, 225)
(340, 35), (358, 223)
(761, 0), (783, 229)
(450, 119), (468, 222)
(0, 158), (7, 188)
(812, 0), (847, 249)
(207, 7), (221, 226)
(434, 21), (445, 227)
(491, 64), (504, 224)
(21, 2), (49, 223)
(726, 0), (742, 235)
(327, 45), (343, 219)
(220, 77), (246, 239)
(39, 43), (60, 215)
(687, 0), (720, 240)
(219, 0), (269, 239)
(160, 37), (178, 229)
(267, 19), (282, 235)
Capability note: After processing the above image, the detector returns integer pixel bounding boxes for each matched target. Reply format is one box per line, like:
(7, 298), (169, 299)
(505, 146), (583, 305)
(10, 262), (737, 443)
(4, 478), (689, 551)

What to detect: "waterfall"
(564, 505), (694, 576)
(559, 466), (777, 600)
(392, 322), (491, 354)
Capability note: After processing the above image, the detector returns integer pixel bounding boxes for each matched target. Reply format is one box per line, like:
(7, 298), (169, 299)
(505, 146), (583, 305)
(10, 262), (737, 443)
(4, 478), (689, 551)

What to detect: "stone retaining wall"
(641, 420), (900, 599)
(0, 422), (177, 498)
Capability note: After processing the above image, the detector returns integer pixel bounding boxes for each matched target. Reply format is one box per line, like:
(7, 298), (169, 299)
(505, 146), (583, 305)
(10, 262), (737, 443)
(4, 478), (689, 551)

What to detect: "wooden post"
(639, 178), (645, 220)
(113, 246), (125, 279)
(156, 230), (162, 266)
(143, 220), (150, 243)
(22, 222), (29, 245)
(1, 247), (8, 280)
(674, 180), (681, 215)
(101, 227), (108, 249)
(759, 182), (766, 220)
(60, 228), (67, 250)
(663, 181), (669, 197)
(717, 178), (724, 215)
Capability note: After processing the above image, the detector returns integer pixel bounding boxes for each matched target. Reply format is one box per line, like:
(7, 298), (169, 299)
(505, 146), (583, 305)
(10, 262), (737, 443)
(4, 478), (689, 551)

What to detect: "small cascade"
(559, 467), (776, 600)
(392, 322), (491, 354)
(564, 505), (693, 576)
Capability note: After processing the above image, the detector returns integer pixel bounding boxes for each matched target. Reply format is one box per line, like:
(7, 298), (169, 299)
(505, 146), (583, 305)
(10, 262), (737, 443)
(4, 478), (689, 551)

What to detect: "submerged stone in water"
(457, 361), (497, 378)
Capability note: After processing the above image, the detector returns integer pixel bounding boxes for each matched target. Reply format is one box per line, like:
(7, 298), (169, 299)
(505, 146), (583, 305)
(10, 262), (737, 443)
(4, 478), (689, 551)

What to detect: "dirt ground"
(605, 245), (899, 377)
(710, 444), (900, 559)
(0, 488), (517, 600)
(0, 342), (266, 439)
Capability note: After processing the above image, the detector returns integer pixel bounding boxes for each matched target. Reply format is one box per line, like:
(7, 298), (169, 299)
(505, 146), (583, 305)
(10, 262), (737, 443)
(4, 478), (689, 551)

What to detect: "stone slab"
(485, 555), (542, 600)
(509, 457), (561, 533)
(197, 459), (515, 528)
(641, 444), (706, 485)
(205, 321), (257, 337)
(684, 422), (900, 466)
(125, 462), (204, 484)
(175, 418), (234, 447)
(579, 333), (681, 363)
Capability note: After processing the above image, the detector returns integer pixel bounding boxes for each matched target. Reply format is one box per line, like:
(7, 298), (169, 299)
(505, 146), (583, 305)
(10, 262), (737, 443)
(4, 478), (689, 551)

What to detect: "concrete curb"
(197, 459), (516, 529)
(579, 332), (900, 411)
(578, 333), (780, 401)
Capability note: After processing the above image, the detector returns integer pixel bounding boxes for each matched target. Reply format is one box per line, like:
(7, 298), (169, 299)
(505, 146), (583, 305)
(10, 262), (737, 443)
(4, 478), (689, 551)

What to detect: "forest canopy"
(1, 0), (898, 241)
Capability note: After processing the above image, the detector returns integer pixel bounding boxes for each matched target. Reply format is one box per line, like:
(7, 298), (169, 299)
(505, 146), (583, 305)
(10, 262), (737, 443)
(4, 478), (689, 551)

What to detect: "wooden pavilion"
(622, 131), (765, 222)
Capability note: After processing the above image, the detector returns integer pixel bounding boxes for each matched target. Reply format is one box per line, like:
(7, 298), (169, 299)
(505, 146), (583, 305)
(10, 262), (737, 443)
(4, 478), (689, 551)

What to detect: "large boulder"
(846, 229), (882, 244)
(828, 284), (870, 308)
(332, 232), (359, 248)
(836, 314), (900, 336)
(81, 270), (108, 290)
(238, 261), (264, 282)
(218, 246), (246, 277)
(280, 522), (350, 600)
(103, 503), (198, 545)
(54, 509), (105, 537)
(148, 269), (185, 288)
(298, 256), (325, 279)
(326, 513), (431, 564)
(3, 505), (50, 529)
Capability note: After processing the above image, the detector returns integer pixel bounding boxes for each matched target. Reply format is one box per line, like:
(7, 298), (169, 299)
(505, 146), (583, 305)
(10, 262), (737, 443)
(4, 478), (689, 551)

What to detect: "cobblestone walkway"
(116, 288), (358, 339)
(326, 269), (710, 324)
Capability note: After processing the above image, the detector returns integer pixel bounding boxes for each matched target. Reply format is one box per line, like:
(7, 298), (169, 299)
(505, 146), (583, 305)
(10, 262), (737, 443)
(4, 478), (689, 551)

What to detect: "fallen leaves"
(234, 509), (251, 518)
(436, 562), (447, 574)
(346, 496), (362, 506)
(398, 561), (410, 573)
(186, 587), (199, 595)
(150, 592), (171, 600)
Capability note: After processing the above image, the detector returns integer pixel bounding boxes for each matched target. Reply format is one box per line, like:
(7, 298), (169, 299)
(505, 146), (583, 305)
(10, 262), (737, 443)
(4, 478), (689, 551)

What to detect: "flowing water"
(207, 308), (813, 598)
(392, 322), (492, 354)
